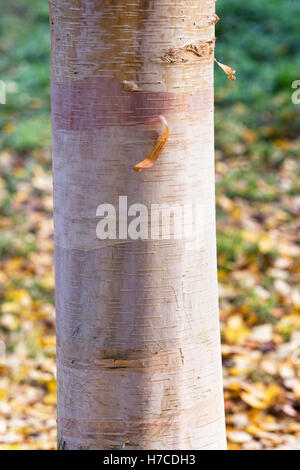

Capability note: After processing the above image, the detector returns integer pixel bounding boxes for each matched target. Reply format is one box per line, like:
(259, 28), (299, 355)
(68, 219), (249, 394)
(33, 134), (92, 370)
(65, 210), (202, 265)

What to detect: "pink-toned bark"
(49, 0), (226, 450)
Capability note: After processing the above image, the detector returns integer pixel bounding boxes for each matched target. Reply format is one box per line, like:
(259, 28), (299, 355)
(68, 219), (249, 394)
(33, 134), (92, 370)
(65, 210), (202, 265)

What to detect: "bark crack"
(161, 38), (216, 64)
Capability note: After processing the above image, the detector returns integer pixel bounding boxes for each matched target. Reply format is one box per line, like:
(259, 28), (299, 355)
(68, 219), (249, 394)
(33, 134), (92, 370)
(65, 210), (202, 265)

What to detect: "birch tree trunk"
(49, 0), (226, 450)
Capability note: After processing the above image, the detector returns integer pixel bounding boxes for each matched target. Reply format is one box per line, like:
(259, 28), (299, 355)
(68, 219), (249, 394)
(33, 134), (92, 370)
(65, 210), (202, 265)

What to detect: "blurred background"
(0, 0), (299, 450)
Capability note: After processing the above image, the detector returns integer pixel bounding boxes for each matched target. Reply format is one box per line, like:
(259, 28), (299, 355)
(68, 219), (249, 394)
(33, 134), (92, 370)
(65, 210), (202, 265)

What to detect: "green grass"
(0, 0), (51, 152)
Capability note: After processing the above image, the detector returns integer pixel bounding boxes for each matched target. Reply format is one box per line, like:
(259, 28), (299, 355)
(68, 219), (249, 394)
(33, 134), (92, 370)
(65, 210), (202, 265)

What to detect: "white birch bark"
(49, 0), (226, 450)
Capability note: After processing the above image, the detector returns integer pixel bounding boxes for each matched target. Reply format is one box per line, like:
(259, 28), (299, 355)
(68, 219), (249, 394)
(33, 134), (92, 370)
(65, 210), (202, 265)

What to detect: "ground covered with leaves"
(0, 0), (299, 450)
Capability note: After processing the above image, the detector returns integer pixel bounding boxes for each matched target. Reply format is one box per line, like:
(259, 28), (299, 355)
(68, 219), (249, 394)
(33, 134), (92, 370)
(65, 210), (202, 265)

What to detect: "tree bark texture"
(49, 0), (226, 450)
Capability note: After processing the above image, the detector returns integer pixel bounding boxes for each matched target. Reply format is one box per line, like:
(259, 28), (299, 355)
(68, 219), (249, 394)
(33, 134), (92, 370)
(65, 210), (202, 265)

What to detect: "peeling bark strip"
(50, 0), (226, 450)
(214, 58), (236, 81)
(133, 116), (169, 172)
